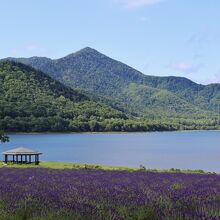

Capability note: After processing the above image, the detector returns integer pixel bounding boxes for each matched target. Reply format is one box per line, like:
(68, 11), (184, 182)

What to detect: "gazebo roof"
(2, 147), (42, 155)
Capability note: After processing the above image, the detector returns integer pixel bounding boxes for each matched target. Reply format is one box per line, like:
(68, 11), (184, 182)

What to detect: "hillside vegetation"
(7, 47), (220, 118)
(3, 47), (220, 131)
(1, 61), (196, 132)
(0, 61), (128, 132)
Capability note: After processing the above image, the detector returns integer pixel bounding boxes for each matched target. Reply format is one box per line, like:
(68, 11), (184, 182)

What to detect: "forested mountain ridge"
(7, 47), (220, 119)
(0, 61), (131, 132)
(4, 60), (209, 132)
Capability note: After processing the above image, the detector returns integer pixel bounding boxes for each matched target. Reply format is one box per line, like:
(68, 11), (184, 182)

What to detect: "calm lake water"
(2, 131), (220, 172)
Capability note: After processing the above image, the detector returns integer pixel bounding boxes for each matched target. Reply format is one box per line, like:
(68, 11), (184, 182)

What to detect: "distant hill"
(0, 61), (137, 132)
(2, 61), (199, 132)
(4, 48), (220, 130)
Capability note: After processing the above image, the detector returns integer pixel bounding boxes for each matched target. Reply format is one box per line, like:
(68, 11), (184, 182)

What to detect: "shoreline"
(0, 161), (218, 175)
(6, 129), (220, 135)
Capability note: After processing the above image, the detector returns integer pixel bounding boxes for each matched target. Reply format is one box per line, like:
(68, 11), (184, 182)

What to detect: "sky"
(0, 0), (220, 84)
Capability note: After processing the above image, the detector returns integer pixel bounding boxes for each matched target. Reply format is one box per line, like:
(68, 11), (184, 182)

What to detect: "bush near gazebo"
(0, 131), (9, 143)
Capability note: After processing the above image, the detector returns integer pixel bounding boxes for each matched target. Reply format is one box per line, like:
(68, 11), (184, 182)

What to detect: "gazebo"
(2, 147), (42, 165)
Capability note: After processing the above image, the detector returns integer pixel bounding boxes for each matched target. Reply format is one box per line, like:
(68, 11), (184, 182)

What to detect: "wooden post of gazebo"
(2, 147), (42, 165)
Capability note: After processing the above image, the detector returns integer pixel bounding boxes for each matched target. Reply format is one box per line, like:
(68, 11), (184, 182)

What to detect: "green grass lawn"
(0, 161), (211, 174)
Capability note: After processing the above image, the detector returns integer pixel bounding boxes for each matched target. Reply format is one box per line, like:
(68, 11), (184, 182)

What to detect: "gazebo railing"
(4, 154), (40, 165)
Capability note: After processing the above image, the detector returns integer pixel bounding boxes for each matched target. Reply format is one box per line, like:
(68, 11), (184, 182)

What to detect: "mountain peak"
(60, 47), (105, 61)
(80, 46), (97, 52)
(75, 47), (103, 56)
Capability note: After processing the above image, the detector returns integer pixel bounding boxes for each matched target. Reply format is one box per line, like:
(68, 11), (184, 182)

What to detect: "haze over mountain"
(6, 47), (220, 122)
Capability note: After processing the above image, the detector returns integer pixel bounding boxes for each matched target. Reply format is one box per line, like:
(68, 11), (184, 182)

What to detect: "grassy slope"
(0, 161), (213, 174)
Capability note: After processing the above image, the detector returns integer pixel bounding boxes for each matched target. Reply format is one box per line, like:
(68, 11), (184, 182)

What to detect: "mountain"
(0, 61), (140, 132)
(5, 48), (220, 128)
(3, 61), (198, 132)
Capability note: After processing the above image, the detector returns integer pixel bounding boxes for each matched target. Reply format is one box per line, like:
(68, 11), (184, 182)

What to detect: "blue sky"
(1, 0), (220, 84)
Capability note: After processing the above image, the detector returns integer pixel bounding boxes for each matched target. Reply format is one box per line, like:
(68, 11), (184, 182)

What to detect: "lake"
(1, 131), (220, 172)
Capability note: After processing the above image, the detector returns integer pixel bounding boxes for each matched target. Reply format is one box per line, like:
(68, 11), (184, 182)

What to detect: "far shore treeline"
(0, 55), (220, 132)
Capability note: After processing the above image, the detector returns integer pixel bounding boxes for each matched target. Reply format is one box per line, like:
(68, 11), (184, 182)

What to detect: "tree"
(0, 131), (9, 143)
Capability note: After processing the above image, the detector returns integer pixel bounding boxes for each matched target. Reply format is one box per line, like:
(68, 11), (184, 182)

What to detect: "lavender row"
(0, 168), (219, 219)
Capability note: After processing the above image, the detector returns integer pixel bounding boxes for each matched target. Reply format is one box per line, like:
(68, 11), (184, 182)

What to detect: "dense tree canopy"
(0, 60), (219, 132)
(7, 47), (220, 119)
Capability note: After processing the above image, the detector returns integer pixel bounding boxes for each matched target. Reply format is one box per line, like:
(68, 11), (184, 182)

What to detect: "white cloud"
(169, 62), (204, 74)
(115, 0), (161, 9)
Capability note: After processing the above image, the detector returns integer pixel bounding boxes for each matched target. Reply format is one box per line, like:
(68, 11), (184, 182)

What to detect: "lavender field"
(0, 168), (219, 220)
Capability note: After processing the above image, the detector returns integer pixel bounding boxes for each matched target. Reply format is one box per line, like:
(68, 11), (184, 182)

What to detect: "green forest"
(8, 47), (220, 117)
(1, 53), (220, 132)
(0, 61), (183, 132)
